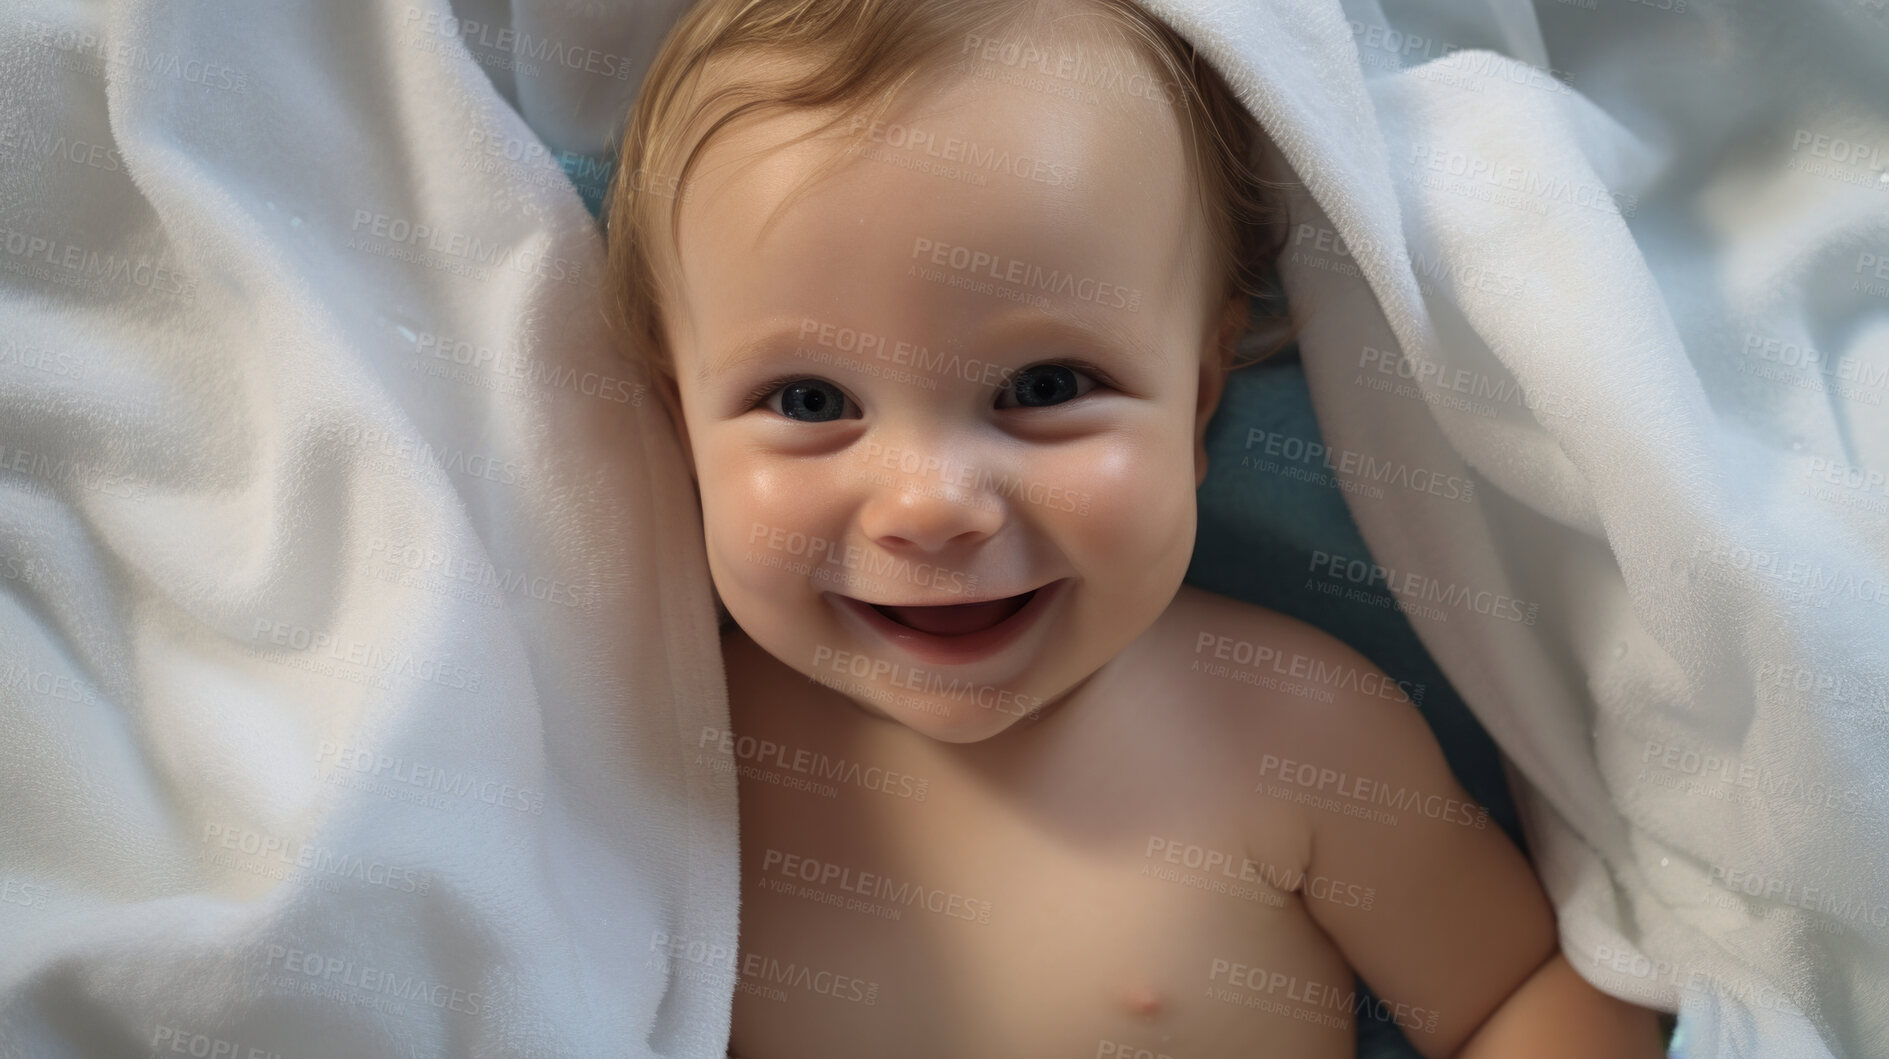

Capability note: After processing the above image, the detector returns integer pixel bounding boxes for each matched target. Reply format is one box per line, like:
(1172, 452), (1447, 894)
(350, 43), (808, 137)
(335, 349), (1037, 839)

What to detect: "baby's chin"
(788, 648), (1060, 747)
(841, 694), (1038, 745)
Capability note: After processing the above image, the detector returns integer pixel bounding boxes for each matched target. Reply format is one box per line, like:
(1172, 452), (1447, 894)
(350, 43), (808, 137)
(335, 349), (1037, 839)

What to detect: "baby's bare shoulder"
(1158, 589), (1561, 1053)
(1117, 585), (1449, 889)
(1148, 585), (1441, 787)
(1154, 584), (1386, 717)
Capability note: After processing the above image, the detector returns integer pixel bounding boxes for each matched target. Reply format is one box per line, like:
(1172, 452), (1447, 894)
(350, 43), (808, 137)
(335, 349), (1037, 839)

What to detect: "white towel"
(1, 0), (1883, 1057)
(0, 1), (732, 1055)
(1136, 1), (1887, 1056)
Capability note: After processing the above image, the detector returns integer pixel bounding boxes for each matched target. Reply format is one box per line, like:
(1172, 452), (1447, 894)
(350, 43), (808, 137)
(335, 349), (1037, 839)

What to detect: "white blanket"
(0, 1), (1883, 1058)
(1144, 1), (1885, 1056)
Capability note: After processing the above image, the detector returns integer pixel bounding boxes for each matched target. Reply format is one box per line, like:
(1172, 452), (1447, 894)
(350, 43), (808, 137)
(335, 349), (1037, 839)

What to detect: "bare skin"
(720, 584), (1667, 1058)
(647, 20), (1668, 1058)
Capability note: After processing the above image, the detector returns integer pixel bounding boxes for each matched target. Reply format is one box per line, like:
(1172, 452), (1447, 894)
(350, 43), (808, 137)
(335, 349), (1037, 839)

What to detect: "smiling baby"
(602, 0), (1668, 1056)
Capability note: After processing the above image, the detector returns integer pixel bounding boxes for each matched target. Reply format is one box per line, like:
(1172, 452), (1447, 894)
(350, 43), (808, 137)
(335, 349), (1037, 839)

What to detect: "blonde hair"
(601, 0), (1302, 387)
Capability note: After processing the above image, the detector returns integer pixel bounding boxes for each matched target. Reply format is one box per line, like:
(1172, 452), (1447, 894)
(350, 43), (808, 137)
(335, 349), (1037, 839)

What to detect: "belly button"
(1118, 982), (1164, 1018)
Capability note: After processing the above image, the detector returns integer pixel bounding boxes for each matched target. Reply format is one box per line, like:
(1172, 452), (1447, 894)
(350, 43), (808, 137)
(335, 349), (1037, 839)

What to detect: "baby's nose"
(855, 448), (1005, 555)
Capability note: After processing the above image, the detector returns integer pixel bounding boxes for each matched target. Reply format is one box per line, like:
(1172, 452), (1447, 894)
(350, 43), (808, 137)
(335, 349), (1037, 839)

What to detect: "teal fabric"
(560, 151), (613, 217)
(1190, 353), (1522, 841)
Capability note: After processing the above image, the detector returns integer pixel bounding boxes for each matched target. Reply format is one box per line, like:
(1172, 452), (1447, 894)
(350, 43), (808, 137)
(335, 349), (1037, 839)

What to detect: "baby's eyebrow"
(700, 320), (807, 383)
(699, 308), (1161, 383)
(983, 307), (1163, 367)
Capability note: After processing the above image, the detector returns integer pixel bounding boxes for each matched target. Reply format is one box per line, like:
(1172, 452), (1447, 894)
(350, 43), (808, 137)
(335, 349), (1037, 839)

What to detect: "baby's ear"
(712, 581), (734, 630)
(654, 370), (698, 483)
(1214, 291), (1250, 368)
(1193, 294), (1246, 489)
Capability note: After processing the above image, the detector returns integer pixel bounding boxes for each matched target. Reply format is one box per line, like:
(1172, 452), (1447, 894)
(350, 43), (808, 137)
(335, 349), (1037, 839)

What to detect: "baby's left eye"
(995, 363), (1101, 409)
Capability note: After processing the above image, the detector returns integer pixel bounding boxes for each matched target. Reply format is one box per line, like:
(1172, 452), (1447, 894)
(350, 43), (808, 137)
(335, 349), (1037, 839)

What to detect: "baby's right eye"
(749, 377), (859, 422)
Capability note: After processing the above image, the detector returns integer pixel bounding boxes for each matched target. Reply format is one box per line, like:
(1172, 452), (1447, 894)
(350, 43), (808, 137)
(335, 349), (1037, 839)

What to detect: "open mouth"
(869, 589), (1038, 637)
(830, 579), (1066, 666)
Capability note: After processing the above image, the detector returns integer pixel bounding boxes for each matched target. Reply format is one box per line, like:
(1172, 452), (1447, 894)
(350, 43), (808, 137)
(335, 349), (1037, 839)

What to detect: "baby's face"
(660, 59), (1236, 744)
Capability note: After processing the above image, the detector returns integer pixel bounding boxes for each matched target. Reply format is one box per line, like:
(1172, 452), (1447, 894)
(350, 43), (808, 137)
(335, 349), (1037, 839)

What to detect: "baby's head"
(605, 0), (1295, 743)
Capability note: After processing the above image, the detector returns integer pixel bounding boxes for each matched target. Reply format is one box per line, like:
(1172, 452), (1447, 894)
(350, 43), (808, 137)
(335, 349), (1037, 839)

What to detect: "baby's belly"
(727, 805), (1359, 1059)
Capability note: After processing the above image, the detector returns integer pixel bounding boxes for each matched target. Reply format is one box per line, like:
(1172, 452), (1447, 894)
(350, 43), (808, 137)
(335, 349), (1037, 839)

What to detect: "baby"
(603, 0), (1669, 1055)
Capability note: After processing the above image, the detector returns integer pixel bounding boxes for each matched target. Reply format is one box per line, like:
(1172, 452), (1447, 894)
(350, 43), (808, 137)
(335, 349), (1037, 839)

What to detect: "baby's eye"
(747, 361), (1108, 421)
(752, 377), (859, 422)
(994, 363), (1101, 410)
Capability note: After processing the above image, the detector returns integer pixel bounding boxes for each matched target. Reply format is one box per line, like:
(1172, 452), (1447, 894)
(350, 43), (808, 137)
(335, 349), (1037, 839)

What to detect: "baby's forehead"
(667, 52), (1214, 365)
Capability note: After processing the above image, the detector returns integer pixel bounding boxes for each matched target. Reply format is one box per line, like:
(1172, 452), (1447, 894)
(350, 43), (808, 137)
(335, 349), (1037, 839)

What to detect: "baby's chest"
(726, 754), (1359, 1059)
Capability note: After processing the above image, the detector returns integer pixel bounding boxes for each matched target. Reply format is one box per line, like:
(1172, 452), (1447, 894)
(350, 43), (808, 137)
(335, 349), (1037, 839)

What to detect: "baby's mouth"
(869, 590), (1038, 636)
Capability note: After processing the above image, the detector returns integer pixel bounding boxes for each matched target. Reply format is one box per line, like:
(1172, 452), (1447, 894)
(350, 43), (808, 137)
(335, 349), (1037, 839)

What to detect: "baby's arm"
(1259, 632), (1665, 1058)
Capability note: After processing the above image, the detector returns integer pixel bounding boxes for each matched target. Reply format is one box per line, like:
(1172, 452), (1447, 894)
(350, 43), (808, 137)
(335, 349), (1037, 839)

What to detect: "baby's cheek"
(1045, 436), (1196, 563)
(698, 467), (813, 598)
